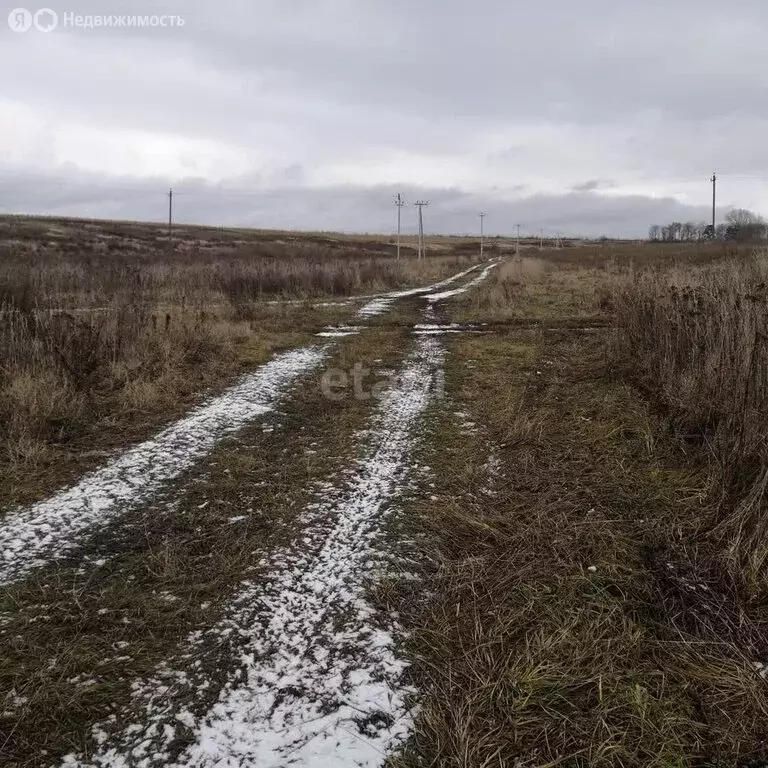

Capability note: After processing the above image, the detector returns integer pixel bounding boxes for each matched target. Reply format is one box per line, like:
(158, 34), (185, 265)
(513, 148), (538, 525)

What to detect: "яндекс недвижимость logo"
(7, 8), (184, 31)
(7, 7), (58, 31)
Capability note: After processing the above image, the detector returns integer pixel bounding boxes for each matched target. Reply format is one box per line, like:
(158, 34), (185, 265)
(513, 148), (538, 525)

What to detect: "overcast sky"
(2, 0), (768, 237)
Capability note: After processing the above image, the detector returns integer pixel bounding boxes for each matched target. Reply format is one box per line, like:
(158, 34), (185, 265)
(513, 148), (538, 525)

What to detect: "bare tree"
(648, 217), (744, 242)
(725, 208), (766, 242)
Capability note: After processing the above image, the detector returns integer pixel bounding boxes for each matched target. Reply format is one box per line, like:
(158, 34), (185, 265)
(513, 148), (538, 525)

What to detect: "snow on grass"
(63, 336), (445, 768)
(413, 329), (464, 335)
(358, 264), (481, 318)
(0, 346), (329, 587)
(357, 297), (398, 318)
(316, 325), (364, 338)
(424, 261), (500, 302)
(0, 264), (491, 587)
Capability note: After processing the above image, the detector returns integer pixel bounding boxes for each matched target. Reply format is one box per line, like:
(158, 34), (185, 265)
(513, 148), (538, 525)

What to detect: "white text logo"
(7, 8), (185, 32)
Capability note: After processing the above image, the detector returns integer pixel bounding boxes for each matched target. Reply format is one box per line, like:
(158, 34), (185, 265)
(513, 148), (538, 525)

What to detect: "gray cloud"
(0, 165), (714, 238)
(570, 179), (617, 193)
(1, 0), (767, 235)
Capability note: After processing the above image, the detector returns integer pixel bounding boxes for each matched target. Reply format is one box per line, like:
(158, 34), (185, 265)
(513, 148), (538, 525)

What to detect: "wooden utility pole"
(395, 193), (405, 260)
(168, 187), (174, 248)
(414, 201), (429, 260)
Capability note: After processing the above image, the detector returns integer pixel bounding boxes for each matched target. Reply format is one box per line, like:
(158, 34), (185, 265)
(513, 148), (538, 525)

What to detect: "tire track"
(357, 263), (481, 317)
(423, 261), (499, 302)
(0, 347), (329, 587)
(62, 335), (445, 768)
(0, 265), (479, 587)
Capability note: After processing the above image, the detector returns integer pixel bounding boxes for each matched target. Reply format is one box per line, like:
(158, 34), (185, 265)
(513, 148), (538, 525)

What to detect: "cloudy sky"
(2, 0), (768, 236)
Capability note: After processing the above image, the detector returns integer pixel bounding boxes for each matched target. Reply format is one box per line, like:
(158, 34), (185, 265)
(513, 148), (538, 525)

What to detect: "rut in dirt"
(0, 264), (482, 587)
(0, 347), (327, 587)
(1, 261), (502, 768)
(63, 334), (446, 768)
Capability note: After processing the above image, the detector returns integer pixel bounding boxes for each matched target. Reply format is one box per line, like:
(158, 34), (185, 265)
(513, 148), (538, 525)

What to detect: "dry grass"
(386, 243), (768, 766)
(0, 215), (479, 506)
(392, 330), (768, 767)
(456, 257), (608, 324)
(454, 242), (752, 327)
(0, 299), (324, 508)
(0, 215), (475, 308)
(8, 229), (768, 765)
(612, 250), (768, 598)
(0, 327), (411, 766)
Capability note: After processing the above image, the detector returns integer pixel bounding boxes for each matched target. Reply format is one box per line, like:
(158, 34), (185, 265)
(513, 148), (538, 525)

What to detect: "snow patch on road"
(358, 264), (481, 318)
(0, 346), (328, 586)
(316, 325), (364, 338)
(425, 262), (499, 302)
(358, 297), (397, 318)
(413, 323), (487, 336)
(63, 336), (445, 768)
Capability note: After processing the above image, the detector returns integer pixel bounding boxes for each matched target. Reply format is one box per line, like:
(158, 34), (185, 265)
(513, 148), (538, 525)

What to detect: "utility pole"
(395, 193), (405, 260)
(479, 212), (486, 259)
(539, 229), (544, 249)
(414, 201), (429, 260)
(516, 223), (521, 257)
(711, 172), (717, 234)
(168, 186), (173, 248)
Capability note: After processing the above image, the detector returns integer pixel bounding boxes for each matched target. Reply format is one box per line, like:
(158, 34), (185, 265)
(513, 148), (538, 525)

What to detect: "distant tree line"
(649, 209), (768, 243)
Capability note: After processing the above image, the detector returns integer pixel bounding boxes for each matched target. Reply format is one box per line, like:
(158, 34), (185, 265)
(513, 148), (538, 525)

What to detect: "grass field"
(0, 216), (480, 508)
(1, 221), (767, 767)
(392, 241), (768, 766)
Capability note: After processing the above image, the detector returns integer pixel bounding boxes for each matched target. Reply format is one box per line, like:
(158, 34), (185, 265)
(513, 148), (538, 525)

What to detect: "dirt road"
(0, 264), (498, 767)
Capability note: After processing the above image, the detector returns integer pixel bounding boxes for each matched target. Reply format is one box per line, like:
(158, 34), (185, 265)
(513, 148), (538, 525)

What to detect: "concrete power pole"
(479, 212), (486, 259)
(414, 201), (429, 260)
(711, 172), (717, 235)
(395, 193), (405, 260)
(516, 223), (521, 257)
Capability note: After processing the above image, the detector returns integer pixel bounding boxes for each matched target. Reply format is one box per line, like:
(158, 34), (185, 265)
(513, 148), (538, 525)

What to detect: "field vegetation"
(393, 239), (768, 766)
(0, 215), (478, 506)
(613, 249), (768, 598)
(4, 219), (768, 766)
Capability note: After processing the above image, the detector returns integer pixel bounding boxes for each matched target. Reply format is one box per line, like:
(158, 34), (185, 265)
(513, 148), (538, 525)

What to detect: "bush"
(613, 252), (768, 594)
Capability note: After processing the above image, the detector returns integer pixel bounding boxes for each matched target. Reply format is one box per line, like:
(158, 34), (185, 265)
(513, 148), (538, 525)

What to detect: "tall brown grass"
(0, 300), (239, 463)
(613, 250), (768, 594)
(0, 219), (477, 494)
(0, 241), (461, 310)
